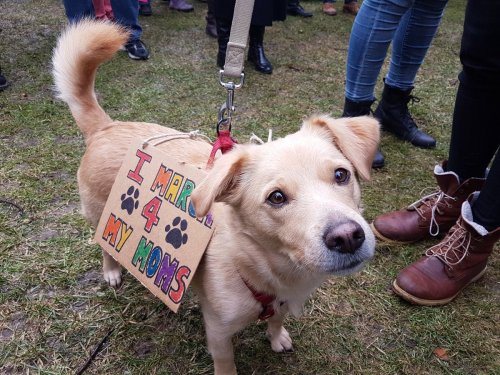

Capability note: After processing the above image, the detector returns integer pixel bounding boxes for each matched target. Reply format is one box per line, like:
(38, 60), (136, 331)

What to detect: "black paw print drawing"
(165, 216), (188, 249)
(121, 186), (139, 215)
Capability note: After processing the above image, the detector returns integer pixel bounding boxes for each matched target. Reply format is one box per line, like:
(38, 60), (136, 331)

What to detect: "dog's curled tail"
(52, 19), (129, 139)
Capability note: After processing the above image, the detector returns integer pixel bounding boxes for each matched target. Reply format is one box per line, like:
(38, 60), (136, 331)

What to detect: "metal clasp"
(217, 70), (245, 134)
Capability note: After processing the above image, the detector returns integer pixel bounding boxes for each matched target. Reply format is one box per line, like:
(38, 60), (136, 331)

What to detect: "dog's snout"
(324, 221), (365, 254)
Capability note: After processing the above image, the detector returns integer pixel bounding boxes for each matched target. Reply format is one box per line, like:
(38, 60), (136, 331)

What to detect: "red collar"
(242, 279), (276, 320)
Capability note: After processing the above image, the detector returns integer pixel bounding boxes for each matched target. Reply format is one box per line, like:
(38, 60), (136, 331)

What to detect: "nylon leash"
(207, 0), (256, 169)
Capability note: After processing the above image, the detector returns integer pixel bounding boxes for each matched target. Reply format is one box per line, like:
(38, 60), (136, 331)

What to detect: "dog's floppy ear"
(302, 115), (380, 180)
(191, 148), (248, 218)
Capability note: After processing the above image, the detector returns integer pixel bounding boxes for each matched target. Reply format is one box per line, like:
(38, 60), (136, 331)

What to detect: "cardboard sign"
(95, 141), (215, 312)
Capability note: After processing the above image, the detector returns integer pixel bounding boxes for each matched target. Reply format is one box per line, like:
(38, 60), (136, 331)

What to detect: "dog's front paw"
(103, 268), (122, 288)
(268, 327), (293, 353)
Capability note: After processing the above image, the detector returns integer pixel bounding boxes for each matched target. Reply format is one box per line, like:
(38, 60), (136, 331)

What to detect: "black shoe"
(342, 97), (373, 117)
(372, 150), (385, 169)
(216, 18), (231, 68)
(374, 83), (436, 149)
(0, 73), (9, 91)
(287, 0), (313, 17)
(139, 2), (153, 16)
(125, 39), (150, 60)
(205, 15), (217, 38)
(248, 45), (273, 74)
(248, 25), (272, 74)
(342, 97), (385, 169)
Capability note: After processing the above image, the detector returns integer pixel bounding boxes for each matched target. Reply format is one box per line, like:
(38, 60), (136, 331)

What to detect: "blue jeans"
(62, 0), (142, 42)
(345, 0), (448, 101)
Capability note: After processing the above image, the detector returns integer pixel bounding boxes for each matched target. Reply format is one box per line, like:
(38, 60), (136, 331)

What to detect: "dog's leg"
(205, 320), (238, 375)
(102, 250), (122, 288)
(266, 313), (293, 352)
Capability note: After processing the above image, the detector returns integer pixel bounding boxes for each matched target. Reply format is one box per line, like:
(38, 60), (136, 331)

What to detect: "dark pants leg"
(62, 0), (141, 42)
(447, 0), (500, 230)
(63, 0), (94, 20)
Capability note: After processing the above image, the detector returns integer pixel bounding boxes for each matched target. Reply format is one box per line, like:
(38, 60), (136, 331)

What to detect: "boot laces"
(425, 220), (471, 267)
(398, 95), (420, 130)
(409, 188), (457, 237)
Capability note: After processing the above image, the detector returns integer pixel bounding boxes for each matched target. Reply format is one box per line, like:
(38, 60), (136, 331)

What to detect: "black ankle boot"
(343, 97), (384, 169)
(374, 83), (436, 149)
(287, 0), (313, 17)
(342, 97), (373, 117)
(216, 18), (231, 68)
(205, 0), (217, 38)
(248, 25), (272, 74)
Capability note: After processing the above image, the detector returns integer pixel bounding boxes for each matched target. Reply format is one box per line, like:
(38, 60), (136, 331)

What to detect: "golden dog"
(53, 19), (379, 375)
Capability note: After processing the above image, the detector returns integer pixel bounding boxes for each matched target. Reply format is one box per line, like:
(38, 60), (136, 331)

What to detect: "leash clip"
(217, 70), (244, 133)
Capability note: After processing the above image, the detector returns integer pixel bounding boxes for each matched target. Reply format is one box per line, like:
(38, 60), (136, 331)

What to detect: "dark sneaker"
(125, 39), (150, 60)
(0, 73), (9, 91)
(139, 2), (153, 16)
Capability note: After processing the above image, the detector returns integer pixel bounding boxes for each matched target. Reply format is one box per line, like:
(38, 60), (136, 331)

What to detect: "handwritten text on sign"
(95, 141), (215, 312)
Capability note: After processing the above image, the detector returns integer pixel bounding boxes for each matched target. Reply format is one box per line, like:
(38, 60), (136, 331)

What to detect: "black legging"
(447, 0), (500, 231)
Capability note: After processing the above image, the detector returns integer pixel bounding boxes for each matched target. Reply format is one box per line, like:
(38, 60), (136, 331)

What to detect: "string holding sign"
(142, 130), (213, 149)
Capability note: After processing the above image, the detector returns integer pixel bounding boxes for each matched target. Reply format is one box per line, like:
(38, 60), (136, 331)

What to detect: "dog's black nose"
(324, 221), (365, 254)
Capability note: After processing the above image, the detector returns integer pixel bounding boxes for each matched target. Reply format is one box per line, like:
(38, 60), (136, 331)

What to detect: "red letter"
(141, 197), (162, 232)
(169, 266), (191, 304)
(128, 149), (152, 185)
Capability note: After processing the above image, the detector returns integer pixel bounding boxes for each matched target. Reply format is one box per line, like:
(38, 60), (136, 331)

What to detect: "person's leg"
(92, 0), (106, 20)
(342, 0), (359, 15)
(392, 0), (500, 306)
(323, 0), (337, 16)
(248, 25), (273, 74)
(344, 0), (415, 168)
(345, 0), (414, 102)
(110, 0), (149, 60)
(445, 0), (500, 231)
(109, 0), (141, 41)
(139, 0), (153, 17)
(385, 0), (448, 89)
(63, 0), (94, 22)
(473, 154), (500, 231)
(205, 0), (217, 38)
(446, 82), (500, 180)
(374, 0), (447, 148)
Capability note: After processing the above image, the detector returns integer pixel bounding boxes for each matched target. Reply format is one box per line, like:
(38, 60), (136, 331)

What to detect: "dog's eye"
(267, 190), (287, 206)
(334, 168), (350, 184)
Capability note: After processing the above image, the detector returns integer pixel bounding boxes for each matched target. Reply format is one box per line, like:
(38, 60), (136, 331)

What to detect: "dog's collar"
(242, 278), (276, 320)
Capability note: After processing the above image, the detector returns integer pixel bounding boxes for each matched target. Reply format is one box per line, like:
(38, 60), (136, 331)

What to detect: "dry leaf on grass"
(433, 347), (450, 361)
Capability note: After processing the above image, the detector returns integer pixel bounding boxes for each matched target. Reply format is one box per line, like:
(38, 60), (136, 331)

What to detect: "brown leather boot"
(371, 162), (485, 243)
(322, 3), (337, 16)
(392, 194), (500, 306)
(342, 2), (359, 15)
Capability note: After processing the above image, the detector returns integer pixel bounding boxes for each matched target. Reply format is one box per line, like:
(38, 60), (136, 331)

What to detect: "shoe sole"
(392, 266), (487, 306)
(127, 52), (149, 60)
(0, 82), (10, 91)
(380, 124), (436, 149)
(370, 222), (417, 245)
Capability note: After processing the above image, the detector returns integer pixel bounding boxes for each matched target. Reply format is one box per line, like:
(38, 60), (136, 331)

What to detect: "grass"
(1, 0), (499, 374)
